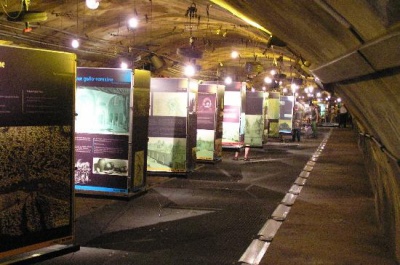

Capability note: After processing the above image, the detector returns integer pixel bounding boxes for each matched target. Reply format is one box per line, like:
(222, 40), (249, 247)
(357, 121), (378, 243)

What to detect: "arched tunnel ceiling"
(0, 0), (399, 82)
(0, 0), (322, 86)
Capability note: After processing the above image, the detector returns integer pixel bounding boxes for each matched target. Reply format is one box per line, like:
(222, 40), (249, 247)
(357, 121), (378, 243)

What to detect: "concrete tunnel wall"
(312, 33), (400, 265)
(232, 1), (400, 262)
(335, 79), (400, 261)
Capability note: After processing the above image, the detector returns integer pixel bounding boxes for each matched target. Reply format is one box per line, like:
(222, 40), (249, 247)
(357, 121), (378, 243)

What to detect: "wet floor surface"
(31, 127), (397, 265)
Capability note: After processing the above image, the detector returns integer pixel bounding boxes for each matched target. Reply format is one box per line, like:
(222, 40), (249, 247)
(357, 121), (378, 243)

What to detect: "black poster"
(0, 46), (74, 126)
(75, 134), (129, 191)
(0, 45), (75, 257)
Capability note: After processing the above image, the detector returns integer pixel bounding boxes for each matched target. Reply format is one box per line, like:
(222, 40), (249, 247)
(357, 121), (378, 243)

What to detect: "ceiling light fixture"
(224, 76), (232, 85)
(86, 0), (100, 10)
(264, 76), (272, 84)
(128, 17), (139, 29)
(72, 0), (80, 48)
(71, 39), (80, 48)
(291, 83), (299, 93)
(184, 64), (196, 77)
(231, 50), (239, 59)
(120, 61), (128, 69)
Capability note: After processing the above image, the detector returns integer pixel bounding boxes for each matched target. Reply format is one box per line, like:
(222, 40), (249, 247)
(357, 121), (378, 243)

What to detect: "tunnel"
(0, 0), (399, 264)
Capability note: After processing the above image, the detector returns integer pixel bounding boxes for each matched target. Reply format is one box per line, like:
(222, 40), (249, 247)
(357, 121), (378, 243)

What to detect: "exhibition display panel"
(196, 83), (225, 162)
(75, 68), (150, 195)
(279, 95), (294, 134)
(206, 81), (246, 150)
(244, 90), (265, 147)
(0, 45), (76, 260)
(147, 78), (197, 174)
(267, 91), (280, 137)
(129, 70), (151, 191)
(262, 92), (269, 143)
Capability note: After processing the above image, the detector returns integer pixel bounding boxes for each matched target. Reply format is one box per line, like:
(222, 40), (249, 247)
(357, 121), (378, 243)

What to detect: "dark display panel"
(0, 45), (75, 257)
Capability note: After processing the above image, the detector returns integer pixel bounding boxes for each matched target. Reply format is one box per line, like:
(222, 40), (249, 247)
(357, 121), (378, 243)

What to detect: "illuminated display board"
(244, 91), (265, 147)
(147, 78), (197, 173)
(75, 68), (131, 193)
(196, 84), (224, 161)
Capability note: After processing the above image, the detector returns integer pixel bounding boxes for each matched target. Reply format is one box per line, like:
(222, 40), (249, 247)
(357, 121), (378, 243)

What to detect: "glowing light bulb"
(86, 0), (99, 10)
(71, 39), (80, 49)
(184, 64), (195, 77)
(128, 17), (139, 29)
(231, 51), (239, 59)
(264, 76), (272, 84)
(291, 83), (298, 93)
(224, 76), (233, 85)
(120, 62), (128, 69)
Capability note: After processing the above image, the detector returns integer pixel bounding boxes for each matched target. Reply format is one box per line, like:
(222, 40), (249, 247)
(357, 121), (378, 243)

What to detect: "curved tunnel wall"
(335, 79), (400, 260)
(313, 27), (400, 265)
(223, 0), (400, 262)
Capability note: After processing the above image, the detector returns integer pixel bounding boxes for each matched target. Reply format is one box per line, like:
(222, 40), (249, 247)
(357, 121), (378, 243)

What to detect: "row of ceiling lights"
(70, 4), (307, 89)
(82, 1), (334, 105)
(73, 1), (288, 79)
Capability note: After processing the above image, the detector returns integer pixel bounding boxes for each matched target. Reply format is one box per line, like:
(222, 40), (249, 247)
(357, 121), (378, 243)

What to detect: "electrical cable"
(1, 0), (23, 19)
(359, 132), (399, 166)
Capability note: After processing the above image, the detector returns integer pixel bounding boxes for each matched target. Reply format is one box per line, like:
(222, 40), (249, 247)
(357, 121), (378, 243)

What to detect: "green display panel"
(244, 91), (265, 147)
(148, 78), (197, 173)
(267, 91), (280, 137)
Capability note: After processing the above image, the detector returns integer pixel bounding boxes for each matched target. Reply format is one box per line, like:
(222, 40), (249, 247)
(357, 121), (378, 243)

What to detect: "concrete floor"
(13, 127), (397, 264)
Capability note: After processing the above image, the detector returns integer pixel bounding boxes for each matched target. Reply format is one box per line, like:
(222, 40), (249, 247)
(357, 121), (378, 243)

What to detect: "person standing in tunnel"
(292, 104), (304, 142)
(310, 102), (319, 138)
(338, 103), (348, 128)
(233, 145), (250, 161)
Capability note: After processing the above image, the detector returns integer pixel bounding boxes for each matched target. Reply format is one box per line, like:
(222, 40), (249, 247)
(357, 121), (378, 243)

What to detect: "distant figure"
(338, 103), (348, 128)
(329, 105), (336, 123)
(292, 104), (304, 142)
(233, 145), (250, 161)
(310, 102), (319, 138)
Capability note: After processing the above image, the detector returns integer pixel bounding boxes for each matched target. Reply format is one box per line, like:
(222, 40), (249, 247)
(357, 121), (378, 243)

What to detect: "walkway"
(28, 128), (397, 264)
